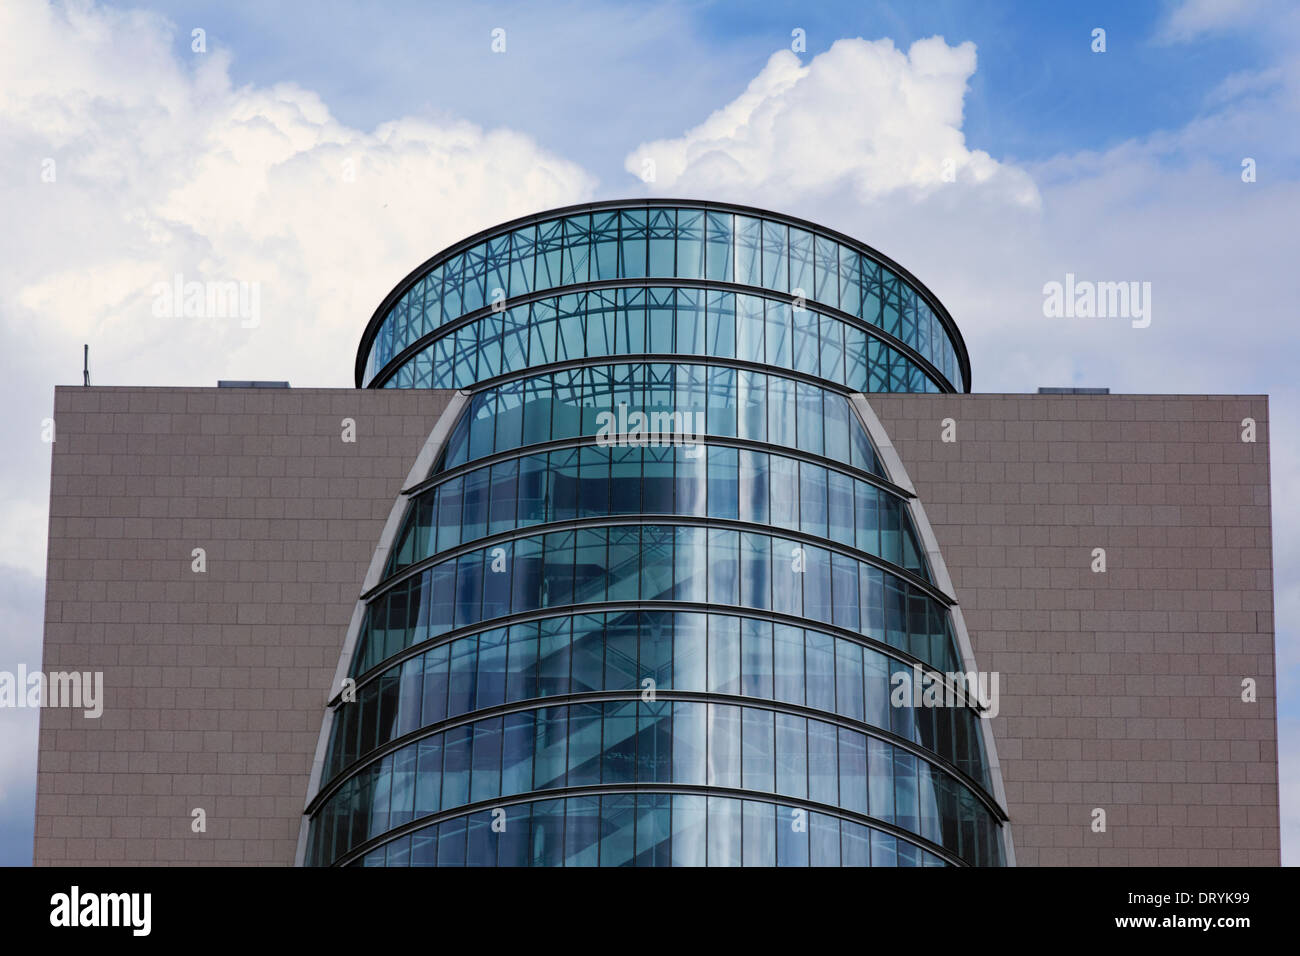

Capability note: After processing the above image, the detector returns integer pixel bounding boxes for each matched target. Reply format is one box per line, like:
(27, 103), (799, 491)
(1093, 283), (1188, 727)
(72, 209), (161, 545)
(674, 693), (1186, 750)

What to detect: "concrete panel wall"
(868, 394), (1278, 865)
(34, 388), (1279, 865)
(34, 386), (455, 865)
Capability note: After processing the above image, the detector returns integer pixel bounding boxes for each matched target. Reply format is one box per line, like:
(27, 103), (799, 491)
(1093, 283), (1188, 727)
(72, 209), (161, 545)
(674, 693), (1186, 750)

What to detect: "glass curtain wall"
(308, 201), (1002, 867)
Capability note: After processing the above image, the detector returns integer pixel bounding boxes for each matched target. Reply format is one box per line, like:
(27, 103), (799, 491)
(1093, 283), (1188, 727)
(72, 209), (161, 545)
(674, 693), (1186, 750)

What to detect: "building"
(34, 200), (1279, 866)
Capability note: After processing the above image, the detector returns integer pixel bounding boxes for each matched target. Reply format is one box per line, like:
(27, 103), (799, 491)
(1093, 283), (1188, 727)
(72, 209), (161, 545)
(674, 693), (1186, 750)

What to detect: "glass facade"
(376, 287), (948, 396)
(309, 200), (1004, 866)
(357, 204), (968, 393)
(348, 527), (954, 677)
(428, 363), (886, 476)
(382, 444), (923, 579)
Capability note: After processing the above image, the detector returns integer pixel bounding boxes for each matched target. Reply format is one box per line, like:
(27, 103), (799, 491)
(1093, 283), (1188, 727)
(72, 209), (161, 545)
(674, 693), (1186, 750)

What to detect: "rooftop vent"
(217, 381), (290, 388)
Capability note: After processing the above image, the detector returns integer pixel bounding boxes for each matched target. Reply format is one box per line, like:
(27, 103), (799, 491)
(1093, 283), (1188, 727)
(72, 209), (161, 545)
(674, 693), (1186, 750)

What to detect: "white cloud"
(624, 24), (1300, 862)
(0, 0), (601, 862)
(0, 0), (1296, 863)
(0, 0), (598, 581)
(624, 37), (1039, 208)
(1204, 65), (1286, 106)
(0, 0), (596, 385)
(1157, 0), (1272, 44)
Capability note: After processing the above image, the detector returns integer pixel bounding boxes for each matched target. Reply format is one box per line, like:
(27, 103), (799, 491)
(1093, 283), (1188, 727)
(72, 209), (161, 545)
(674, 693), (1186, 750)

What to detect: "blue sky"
(1, 0), (1297, 865)
(128, 0), (1276, 177)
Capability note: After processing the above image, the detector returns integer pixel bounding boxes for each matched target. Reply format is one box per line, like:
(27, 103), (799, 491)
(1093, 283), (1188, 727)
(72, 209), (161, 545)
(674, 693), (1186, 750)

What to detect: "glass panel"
(704, 211), (734, 282)
(560, 215), (590, 285)
(470, 716), (502, 802)
(676, 210), (705, 280)
(775, 712), (807, 799)
(672, 701), (707, 786)
(448, 635), (478, 717)
(706, 703), (741, 788)
(791, 304), (819, 376)
(739, 532), (770, 611)
(764, 298), (792, 369)
(799, 461), (828, 538)
(707, 445), (739, 520)
(592, 212), (619, 281)
(741, 707), (775, 792)
(533, 706), (568, 790)
(707, 528), (740, 606)
(619, 209), (648, 279)
(638, 699), (673, 783)
(442, 724), (472, 809)
(835, 639), (865, 723)
(740, 617), (773, 699)
(832, 553), (860, 633)
(476, 628), (508, 708)
(601, 793), (637, 867)
(814, 235), (838, 307)
(707, 615), (740, 694)
(676, 287), (704, 355)
(789, 228), (814, 303)
(777, 805), (810, 866)
(838, 727), (867, 814)
(707, 796), (742, 867)
(438, 815), (467, 866)
(674, 613), (707, 691)
(602, 700), (638, 784)
(530, 798), (565, 866)
(671, 794), (707, 866)
(773, 625), (804, 706)
(705, 290), (735, 361)
(761, 219), (788, 293)
(736, 294), (764, 364)
(734, 215), (762, 287)
(636, 792), (672, 867)
(648, 207), (676, 278)
(742, 800), (776, 867)
(810, 812), (840, 866)
(738, 449), (768, 525)
(565, 795), (600, 866)
(806, 631), (835, 714)
(767, 376), (796, 448)
(502, 710), (534, 796)
(570, 612), (604, 693)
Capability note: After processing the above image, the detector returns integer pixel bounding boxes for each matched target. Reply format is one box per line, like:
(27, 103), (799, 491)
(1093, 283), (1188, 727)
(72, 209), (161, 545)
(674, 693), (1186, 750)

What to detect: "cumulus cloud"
(1, 0), (1296, 863)
(0, 0), (595, 382)
(624, 37), (1039, 208)
(0, 0), (597, 580)
(0, 0), (600, 864)
(621, 28), (1300, 859)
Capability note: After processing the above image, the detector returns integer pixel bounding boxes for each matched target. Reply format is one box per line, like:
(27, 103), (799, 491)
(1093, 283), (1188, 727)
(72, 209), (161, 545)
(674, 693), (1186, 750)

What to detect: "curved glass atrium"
(306, 200), (1006, 866)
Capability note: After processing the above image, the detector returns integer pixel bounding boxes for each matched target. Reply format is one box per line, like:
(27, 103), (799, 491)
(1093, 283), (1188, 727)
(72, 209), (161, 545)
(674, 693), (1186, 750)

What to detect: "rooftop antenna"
(83, 344), (90, 386)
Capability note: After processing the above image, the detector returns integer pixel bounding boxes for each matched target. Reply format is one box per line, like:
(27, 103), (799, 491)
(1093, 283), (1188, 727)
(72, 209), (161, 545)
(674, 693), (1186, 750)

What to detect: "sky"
(1, 0), (1297, 865)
